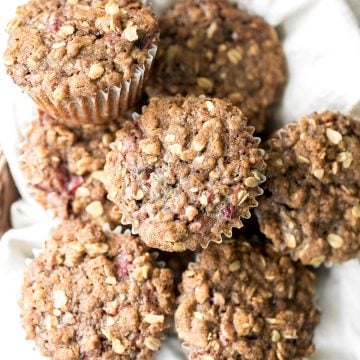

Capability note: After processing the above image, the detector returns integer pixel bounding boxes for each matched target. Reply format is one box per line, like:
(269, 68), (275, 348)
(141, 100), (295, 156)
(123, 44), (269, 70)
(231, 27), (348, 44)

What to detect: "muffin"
(21, 111), (121, 226)
(20, 220), (175, 359)
(257, 111), (360, 266)
(175, 239), (320, 360)
(105, 95), (266, 252)
(146, 0), (286, 133)
(4, 0), (159, 126)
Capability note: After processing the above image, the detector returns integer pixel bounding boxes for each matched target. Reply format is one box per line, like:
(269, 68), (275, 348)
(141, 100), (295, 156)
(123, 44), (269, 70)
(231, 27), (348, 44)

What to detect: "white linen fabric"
(0, 0), (360, 358)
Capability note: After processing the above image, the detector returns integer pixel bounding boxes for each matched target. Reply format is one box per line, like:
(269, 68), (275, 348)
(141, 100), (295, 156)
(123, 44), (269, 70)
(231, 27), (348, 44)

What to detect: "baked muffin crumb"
(5, 0), (159, 100)
(175, 239), (320, 359)
(105, 95), (266, 251)
(257, 111), (360, 265)
(147, 0), (285, 133)
(21, 111), (122, 226)
(20, 220), (175, 359)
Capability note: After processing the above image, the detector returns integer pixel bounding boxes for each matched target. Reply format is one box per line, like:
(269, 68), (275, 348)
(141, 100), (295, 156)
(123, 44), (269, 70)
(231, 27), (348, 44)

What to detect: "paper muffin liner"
(29, 45), (158, 127)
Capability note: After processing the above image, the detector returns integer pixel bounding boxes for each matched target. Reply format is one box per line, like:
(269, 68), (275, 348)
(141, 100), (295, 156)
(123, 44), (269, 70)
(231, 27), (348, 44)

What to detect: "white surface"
(0, 0), (360, 359)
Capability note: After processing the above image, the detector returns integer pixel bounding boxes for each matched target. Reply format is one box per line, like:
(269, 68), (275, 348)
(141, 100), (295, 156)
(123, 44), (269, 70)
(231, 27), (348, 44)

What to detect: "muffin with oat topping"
(21, 111), (122, 226)
(146, 0), (286, 133)
(257, 111), (360, 266)
(175, 239), (320, 360)
(20, 220), (174, 359)
(4, 0), (159, 126)
(105, 95), (266, 252)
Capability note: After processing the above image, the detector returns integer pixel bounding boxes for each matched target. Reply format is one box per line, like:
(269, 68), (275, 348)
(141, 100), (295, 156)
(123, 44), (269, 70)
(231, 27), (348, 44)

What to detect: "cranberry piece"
(221, 204), (235, 220)
(114, 254), (132, 279)
(33, 183), (58, 194)
(47, 18), (60, 33)
(205, 189), (214, 204)
(55, 166), (70, 189)
(34, 168), (84, 197)
(133, 210), (147, 221)
(104, 32), (120, 45)
(121, 137), (137, 152)
(66, 175), (84, 196)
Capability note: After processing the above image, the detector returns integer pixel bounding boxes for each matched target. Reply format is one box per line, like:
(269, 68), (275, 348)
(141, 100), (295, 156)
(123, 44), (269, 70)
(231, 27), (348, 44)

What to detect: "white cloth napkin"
(0, 0), (360, 359)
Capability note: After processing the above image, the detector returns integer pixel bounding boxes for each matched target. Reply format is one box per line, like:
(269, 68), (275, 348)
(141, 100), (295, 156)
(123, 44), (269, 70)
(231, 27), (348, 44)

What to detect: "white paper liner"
(30, 45), (157, 126)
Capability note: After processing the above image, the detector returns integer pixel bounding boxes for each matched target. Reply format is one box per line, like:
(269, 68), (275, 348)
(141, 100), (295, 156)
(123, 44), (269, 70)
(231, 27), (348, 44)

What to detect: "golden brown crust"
(105, 95), (266, 251)
(20, 220), (175, 359)
(175, 240), (320, 360)
(257, 112), (360, 265)
(146, 0), (286, 133)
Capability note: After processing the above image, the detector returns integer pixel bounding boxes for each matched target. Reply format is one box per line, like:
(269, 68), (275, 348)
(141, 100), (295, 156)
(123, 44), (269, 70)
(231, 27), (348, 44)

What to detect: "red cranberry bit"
(33, 183), (59, 194)
(33, 172), (83, 208)
(47, 18), (60, 33)
(114, 254), (132, 279)
(221, 204), (235, 220)
(133, 210), (147, 221)
(55, 165), (70, 190)
(204, 189), (214, 204)
(104, 32), (120, 45)
(33, 165), (71, 195)
(66, 175), (84, 195)
(120, 136), (138, 152)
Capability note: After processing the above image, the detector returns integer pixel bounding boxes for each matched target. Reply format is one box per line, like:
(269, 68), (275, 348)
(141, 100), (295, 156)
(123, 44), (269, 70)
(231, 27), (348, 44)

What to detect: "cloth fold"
(0, 0), (360, 359)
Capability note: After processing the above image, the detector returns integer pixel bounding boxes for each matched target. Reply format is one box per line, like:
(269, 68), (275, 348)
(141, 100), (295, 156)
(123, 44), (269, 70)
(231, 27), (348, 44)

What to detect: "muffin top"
(146, 0), (285, 133)
(175, 239), (320, 360)
(21, 111), (121, 226)
(4, 0), (159, 101)
(105, 95), (266, 252)
(257, 111), (360, 266)
(20, 220), (174, 360)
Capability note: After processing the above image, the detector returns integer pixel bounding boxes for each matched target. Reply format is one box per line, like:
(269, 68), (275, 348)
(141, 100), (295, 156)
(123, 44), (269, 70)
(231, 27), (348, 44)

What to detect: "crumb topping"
(146, 0), (285, 132)
(5, 0), (159, 100)
(20, 221), (175, 359)
(257, 112), (360, 265)
(105, 95), (265, 251)
(175, 239), (320, 359)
